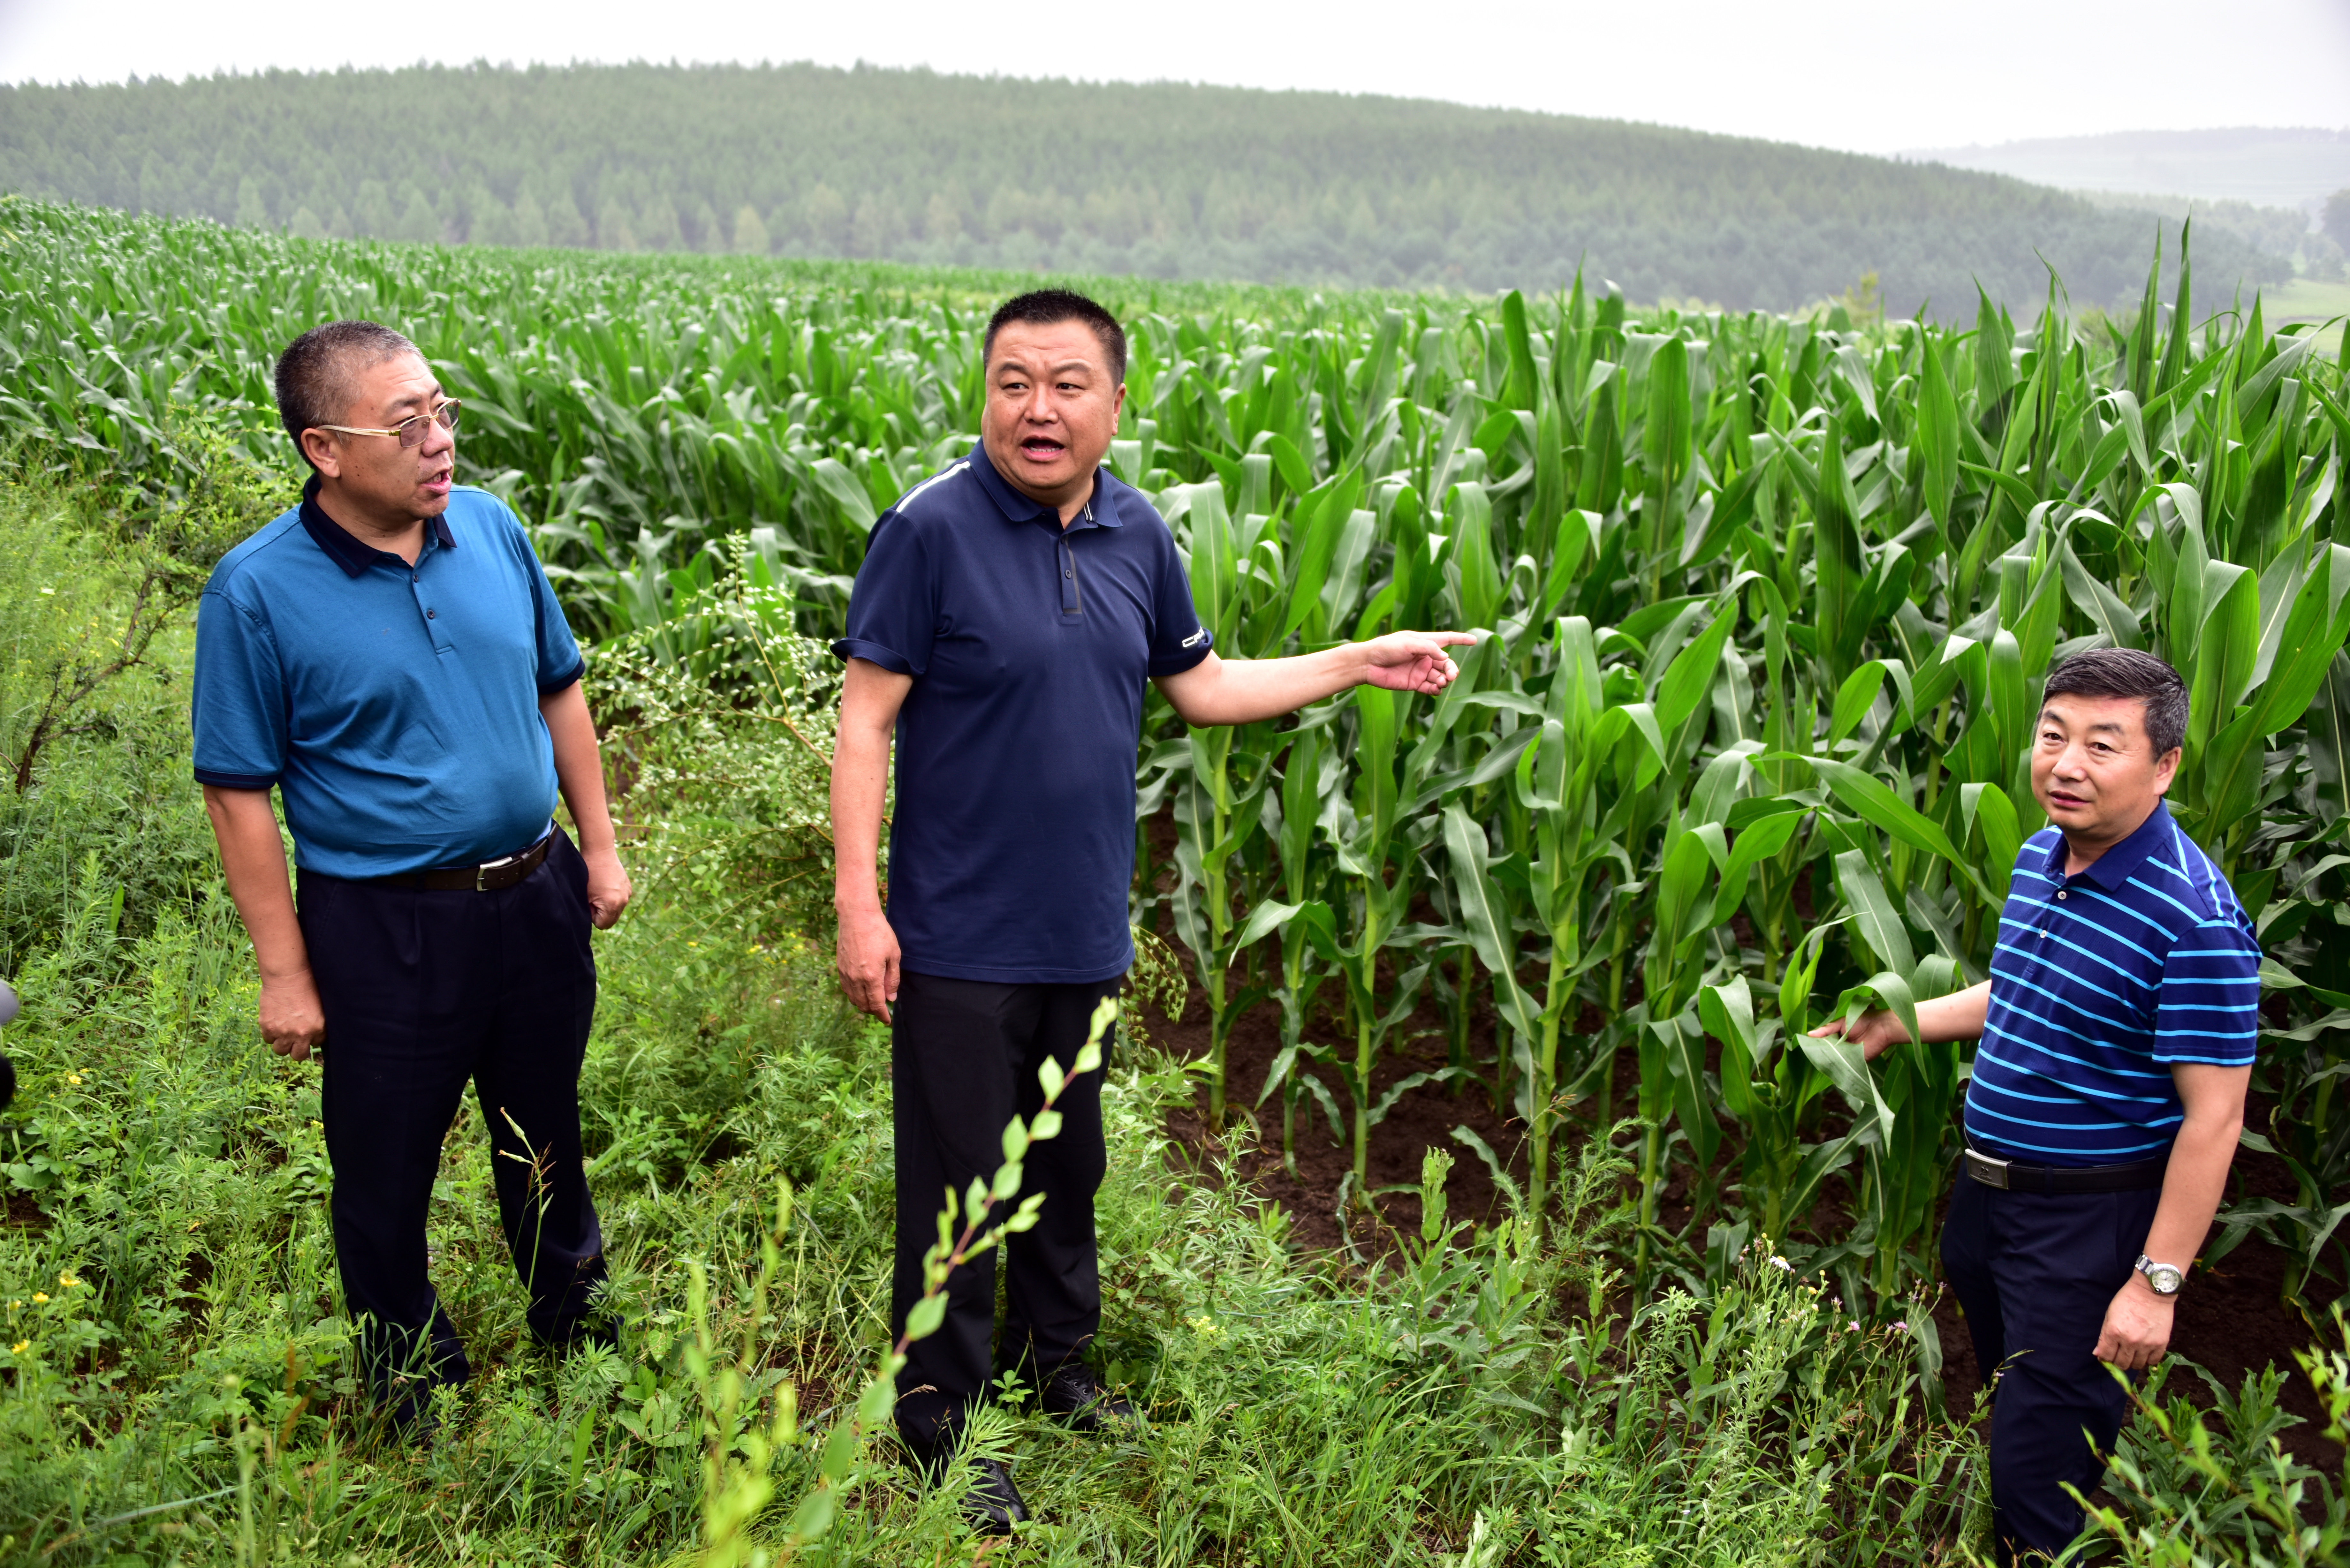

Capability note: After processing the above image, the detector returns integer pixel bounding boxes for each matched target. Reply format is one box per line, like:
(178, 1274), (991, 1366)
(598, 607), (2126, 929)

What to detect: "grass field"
(2257, 275), (2350, 328)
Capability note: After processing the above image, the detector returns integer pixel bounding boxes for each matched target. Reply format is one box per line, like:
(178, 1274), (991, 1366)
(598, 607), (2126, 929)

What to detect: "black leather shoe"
(1038, 1361), (1139, 1432)
(962, 1456), (1028, 1536)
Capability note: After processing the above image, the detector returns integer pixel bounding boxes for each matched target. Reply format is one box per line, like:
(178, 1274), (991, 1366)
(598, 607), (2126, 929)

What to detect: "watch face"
(2148, 1264), (2183, 1295)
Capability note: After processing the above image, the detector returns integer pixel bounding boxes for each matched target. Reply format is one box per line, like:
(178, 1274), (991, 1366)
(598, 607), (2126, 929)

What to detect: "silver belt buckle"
(474, 850), (521, 891)
(1964, 1149), (2010, 1190)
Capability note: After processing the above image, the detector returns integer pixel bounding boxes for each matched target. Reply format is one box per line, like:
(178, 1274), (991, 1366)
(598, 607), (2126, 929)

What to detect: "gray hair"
(274, 320), (420, 469)
(2042, 647), (2190, 758)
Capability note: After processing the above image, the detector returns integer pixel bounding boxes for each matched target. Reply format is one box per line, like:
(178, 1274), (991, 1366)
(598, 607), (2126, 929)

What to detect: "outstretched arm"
(1808, 979), (1991, 1059)
(1154, 630), (1477, 728)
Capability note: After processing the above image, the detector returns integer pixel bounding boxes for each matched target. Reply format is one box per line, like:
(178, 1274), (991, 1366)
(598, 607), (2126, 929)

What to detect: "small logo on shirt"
(1181, 628), (1208, 648)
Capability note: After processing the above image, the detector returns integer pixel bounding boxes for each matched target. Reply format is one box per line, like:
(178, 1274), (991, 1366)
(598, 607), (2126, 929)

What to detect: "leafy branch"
(685, 994), (1116, 1564)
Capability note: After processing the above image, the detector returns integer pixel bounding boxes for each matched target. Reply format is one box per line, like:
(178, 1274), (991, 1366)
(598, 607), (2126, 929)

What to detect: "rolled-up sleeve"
(831, 511), (933, 676)
(191, 589), (287, 789)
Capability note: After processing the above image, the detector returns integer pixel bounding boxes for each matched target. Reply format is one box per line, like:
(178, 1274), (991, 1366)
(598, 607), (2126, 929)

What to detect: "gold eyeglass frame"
(313, 399), (462, 448)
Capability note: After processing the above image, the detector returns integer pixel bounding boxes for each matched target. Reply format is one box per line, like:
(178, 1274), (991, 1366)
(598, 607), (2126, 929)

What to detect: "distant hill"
(0, 61), (2291, 314)
(2069, 190), (2343, 282)
(1902, 127), (2350, 216)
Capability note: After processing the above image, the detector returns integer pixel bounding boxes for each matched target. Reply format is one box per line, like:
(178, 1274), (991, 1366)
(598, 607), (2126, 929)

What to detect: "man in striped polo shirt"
(1819, 647), (2260, 1563)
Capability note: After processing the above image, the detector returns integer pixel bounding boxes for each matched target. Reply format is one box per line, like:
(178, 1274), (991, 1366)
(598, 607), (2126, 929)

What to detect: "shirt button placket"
(413, 562), (451, 651)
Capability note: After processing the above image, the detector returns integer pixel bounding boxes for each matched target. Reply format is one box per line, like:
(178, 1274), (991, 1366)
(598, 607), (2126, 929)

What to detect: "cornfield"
(8, 194), (2350, 1324)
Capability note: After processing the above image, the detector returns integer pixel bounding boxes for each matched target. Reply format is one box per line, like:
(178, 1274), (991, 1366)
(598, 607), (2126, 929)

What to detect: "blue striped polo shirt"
(1964, 798), (2261, 1165)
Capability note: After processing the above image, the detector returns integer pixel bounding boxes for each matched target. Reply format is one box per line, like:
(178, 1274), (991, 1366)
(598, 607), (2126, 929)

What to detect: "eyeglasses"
(313, 399), (462, 449)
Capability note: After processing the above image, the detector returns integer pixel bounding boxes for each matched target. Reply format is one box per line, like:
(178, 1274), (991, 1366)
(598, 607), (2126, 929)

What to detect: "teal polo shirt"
(192, 479), (586, 879)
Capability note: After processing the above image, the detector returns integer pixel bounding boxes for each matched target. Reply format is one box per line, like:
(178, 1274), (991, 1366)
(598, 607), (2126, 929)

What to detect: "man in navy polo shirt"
(193, 321), (634, 1436)
(831, 289), (1473, 1530)
(1819, 648), (2260, 1562)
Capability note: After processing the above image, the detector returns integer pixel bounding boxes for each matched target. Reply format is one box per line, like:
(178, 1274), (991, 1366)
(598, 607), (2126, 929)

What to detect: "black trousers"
(1942, 1176), (2161, 1557)
(300, 830), (605, 1423)
(891, 969), (1117, 1451)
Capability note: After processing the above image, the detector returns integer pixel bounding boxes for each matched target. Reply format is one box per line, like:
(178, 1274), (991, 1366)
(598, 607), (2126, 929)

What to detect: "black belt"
(374, 832), (553, 892)
(1961, 1147), (2167, 1194)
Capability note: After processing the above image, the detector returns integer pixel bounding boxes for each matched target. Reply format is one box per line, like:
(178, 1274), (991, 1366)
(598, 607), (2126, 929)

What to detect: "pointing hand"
(1359, 630), (1479, 695)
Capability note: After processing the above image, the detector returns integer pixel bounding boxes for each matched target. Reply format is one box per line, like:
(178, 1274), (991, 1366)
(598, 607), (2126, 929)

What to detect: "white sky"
(1, 0), (2345, 156)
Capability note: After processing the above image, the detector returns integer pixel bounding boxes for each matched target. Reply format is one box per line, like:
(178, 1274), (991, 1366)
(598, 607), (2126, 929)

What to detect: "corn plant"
(12, 196), (2350, 1313)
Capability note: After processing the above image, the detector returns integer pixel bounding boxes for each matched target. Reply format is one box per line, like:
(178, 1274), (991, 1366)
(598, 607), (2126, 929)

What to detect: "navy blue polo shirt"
(833, 444), (1212, 984)
(1966, 799), (2262, 1165)
(192, 479), (586, 880)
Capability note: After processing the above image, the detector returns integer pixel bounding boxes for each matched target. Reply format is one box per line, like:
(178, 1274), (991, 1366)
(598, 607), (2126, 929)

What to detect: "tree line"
(0, 59), (2291, 313)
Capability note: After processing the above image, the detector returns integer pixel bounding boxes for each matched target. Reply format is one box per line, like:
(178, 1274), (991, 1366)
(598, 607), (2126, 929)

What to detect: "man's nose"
(420, 421), (455, 458)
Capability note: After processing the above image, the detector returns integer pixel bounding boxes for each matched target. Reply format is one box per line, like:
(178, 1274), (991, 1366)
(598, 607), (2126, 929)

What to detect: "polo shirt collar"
(967, 442), (1123, 532)
(298, 473), (457, 578)
(2048, 797), (2176, 892)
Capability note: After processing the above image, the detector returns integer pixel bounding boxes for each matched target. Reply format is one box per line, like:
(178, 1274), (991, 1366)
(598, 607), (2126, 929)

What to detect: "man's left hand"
(2093, 1275), (2174, 1371)
(1359, 631), (1478, 694)
(583, 847), (633, 930)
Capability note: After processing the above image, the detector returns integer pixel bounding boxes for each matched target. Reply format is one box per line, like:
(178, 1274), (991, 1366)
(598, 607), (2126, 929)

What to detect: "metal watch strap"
(2134, 1253), (2185, 1296)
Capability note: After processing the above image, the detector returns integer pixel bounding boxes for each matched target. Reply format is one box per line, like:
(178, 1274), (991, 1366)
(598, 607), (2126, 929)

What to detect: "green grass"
(0, 729), (1987, 1565)
(2261, 275), (2350, 328)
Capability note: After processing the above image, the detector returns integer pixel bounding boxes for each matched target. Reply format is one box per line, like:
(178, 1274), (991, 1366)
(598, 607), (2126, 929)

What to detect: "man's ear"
(2153, 746), (2183, 793)
(300, 429), (342, 479)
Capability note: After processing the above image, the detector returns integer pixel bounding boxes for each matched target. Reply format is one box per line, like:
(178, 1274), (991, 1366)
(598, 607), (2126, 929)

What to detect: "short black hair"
(2041, 647), (2190, 758)
(983, 289), (1126, 384)
(274, 320), (421, 471)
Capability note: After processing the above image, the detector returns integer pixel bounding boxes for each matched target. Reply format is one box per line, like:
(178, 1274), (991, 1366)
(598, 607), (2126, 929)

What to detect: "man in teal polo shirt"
(193, 320), (633, 1436)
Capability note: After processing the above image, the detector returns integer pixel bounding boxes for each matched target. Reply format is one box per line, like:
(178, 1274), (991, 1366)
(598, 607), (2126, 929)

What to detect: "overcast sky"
(3, 0), (2346, 156)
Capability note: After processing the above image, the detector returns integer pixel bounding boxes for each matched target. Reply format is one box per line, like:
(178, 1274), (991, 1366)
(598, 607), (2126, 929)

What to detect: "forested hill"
(0, 60), (2288, 313)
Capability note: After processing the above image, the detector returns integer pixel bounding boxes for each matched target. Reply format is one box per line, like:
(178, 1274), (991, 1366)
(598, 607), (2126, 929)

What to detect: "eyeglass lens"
(398, 402), (462, 449)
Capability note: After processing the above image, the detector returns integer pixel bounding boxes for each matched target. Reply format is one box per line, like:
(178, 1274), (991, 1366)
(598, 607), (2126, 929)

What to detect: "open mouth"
(1018, 436), (1067, 460)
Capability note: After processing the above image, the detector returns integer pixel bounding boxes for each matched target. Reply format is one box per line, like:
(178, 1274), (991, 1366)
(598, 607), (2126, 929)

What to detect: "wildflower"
(8, 1341), (26, 1355)
(57, 1273), (79, 1290)
(1849, 1320), (1861, 1332)
(65, 1073), (82, 1086)
(31, 1293), (48, 1305)
(1768, 1255), (1793, 1272)
(1186, 1314), (1224, 1340)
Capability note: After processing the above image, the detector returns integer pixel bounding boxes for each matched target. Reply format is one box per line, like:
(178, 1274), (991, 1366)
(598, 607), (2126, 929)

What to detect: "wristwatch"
(2135, 1254), (2186, 1296)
